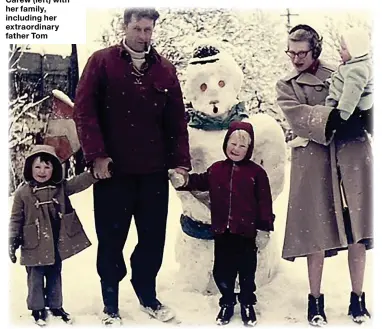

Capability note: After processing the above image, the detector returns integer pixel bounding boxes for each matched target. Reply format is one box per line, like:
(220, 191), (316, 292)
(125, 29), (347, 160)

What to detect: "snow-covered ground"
(8, 163), (374, 327)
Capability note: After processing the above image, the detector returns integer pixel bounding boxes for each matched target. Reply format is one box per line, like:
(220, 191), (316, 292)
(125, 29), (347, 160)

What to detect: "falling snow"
(7, 7), (375, 327)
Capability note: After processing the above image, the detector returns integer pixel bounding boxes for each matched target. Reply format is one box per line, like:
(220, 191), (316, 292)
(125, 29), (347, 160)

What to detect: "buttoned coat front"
(9, 145), (97, 266)
(276, 61), (372, 261)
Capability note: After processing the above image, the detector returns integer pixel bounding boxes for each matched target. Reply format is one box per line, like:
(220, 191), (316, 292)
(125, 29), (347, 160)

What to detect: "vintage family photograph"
(7, 5), (374, 327)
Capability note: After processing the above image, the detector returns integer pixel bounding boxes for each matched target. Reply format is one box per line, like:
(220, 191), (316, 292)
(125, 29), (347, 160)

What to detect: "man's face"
(287, 40), (315, 72)
(124, 14), (154, 52)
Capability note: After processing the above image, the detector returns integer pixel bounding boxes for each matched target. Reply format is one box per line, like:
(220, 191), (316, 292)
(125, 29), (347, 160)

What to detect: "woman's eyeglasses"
(285, 49), (312, 59)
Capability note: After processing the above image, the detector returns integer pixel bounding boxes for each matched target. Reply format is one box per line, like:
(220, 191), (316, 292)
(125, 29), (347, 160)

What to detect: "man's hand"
(168, 169), (186, 188)
(93, 157), (113, 179)
(173, 167), (189, 186)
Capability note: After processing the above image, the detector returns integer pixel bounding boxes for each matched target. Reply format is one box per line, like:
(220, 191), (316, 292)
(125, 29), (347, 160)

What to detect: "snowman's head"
(184, 40), (243, 118)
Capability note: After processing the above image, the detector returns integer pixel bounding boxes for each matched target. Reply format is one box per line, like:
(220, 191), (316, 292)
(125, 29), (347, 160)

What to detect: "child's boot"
(348, 291), (371, 324)
(240, 304), (257, 326)
(31, 309), (47, 327)
(216, 304), (234, 325)
(307, 294), (327, 326)
(50, 307), (73, 324)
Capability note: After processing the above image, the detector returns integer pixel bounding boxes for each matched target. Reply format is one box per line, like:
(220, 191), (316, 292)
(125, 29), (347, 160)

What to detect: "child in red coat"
(169, 121), (274, 326)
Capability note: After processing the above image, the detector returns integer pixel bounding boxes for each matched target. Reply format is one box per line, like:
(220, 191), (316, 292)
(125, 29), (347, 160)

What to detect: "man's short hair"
(123, 8), (160, 25)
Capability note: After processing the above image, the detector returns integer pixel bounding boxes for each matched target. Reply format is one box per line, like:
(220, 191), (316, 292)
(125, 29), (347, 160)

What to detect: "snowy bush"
(8, 45), (49, 194)
(8, 94), (49, 193)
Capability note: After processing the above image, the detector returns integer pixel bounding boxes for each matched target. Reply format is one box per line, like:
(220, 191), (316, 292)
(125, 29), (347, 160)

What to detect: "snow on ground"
(8, 162), (374, 327)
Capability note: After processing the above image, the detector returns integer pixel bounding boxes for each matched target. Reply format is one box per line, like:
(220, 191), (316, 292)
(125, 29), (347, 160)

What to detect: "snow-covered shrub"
(8, 46), (49, 194)
(8, 93), (48, 193)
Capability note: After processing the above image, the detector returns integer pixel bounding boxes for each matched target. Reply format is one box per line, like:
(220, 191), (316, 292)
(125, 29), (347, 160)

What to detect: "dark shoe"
(31, 309), (47, 326)
(140, 299), (175, 322)
(102, 308), (122, 326)
(307, 294), (327, 326)
(348, 292), (371, 324)
(241, 304), (257, 326)
(216, 304), (234, 325)
(50, 307), (72, 324)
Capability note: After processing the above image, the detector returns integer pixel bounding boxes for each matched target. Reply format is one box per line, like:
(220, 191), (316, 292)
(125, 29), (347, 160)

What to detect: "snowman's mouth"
(213, 105), (219, 114)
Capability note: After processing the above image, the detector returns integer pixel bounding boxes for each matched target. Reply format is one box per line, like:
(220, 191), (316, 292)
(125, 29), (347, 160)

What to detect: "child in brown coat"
(9, 145), (97, 326)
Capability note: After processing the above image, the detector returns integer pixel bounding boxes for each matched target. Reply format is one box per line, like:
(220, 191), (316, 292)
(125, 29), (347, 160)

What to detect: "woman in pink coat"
(276, 24), (372, 326)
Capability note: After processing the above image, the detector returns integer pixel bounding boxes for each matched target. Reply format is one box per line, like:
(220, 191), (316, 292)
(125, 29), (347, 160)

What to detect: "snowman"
(174, 39), (287, 294)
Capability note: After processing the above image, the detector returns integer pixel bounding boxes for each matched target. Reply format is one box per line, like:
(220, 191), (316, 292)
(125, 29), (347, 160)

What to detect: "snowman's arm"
(255, 132), (285, 200)
(244, 114), (286, 201)
(176, 190), (211, 223)
(176, 170), (211, 222)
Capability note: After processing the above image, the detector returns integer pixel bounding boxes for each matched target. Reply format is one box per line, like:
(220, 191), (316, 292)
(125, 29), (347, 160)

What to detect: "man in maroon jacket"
(73, 8), (191, 325)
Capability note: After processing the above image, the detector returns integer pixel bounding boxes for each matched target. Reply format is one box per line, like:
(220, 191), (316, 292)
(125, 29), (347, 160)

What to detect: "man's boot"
(101, 281), (122, 326)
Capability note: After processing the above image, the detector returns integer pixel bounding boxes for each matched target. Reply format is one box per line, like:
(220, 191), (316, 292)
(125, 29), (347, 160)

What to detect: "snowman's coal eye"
(218, 80), (225, 88)
(200, 83), (207, 92)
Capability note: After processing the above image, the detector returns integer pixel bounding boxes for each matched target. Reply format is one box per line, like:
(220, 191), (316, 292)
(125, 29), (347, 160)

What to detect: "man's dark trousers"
(94, 172), (169, 311)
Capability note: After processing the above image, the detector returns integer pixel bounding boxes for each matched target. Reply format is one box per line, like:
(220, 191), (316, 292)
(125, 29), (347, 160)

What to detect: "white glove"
(168, 169), (186, 188)
(256, 230), (270, 250)
(287, 136), (309, 148)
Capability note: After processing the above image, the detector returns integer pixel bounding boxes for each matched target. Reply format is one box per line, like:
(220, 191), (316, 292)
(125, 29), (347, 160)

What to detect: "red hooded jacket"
(179, 121), (274, 237)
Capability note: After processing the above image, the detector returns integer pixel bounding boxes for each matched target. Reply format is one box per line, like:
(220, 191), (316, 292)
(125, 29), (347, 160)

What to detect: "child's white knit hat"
(342, 28), (370, 58)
